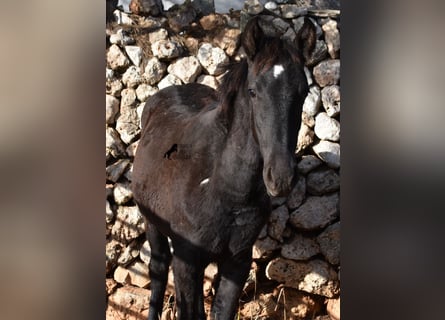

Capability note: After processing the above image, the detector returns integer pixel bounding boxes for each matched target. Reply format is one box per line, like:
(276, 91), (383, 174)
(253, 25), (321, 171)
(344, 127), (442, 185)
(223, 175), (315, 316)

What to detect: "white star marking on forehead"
(273, 64), (284, 78)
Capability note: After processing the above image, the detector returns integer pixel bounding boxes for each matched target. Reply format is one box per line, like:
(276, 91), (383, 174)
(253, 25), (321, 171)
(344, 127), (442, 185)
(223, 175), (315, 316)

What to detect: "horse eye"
(248, 89), (256, 98)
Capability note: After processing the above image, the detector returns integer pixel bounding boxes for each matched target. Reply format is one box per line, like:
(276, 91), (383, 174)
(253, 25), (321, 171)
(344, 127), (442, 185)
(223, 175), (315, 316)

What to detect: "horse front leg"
(171, 253), (206, 320)
(210, 250), (252, 320)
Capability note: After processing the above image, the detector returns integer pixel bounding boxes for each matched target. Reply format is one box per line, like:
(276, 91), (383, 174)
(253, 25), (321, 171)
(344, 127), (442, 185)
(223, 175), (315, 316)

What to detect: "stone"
(252, 236), (280, 259)
(139, 240), (151, 265)
(313, 59), (340, 87)
(122, 66), (143, 88)
(111, 206), (146, 243)
(286, 175), (306, 210)
(317, 222), (340, 265)
(314, 112), (340, 141)
(136, 103), (145, 129)
(106, 239), (123, 274)
(196, 75), (219, 90)
(199, 14), (226, 31)
(148, 28), (168, 43)
(304, 66), (313, 86)
(106, 127), (127, 159)
(293, 16), (323, 39)
(106, 68), (114, 80)
(106, 286), (150, 320)
(272, 18), (290, 32)
(157, 74), (182, 90)
(322, 19), (340, 59)
(307, 40), (329, 66)
(107, 44), (130, 70)
(301, 111), (315, 128)
(106, 159), (130, 182)
(245, 0), (264, 15)
(197, 43), (229, 76)
(126, 140), (139, 158)
(267, 205), (289, 242)
(289, 193), (339, 230)
(135, 83), (158, 102)
(144, 57), (166, 85)
(281, 234), (320, 261)
(123, 163), (133, 181)
(106, 200), (114, 224)
(266, 258), (340, 297)
(307, 167), (340, 195)
(166, 1), (198, 32)
(117, 241), (140, 266)
(303, 85), (321, 117)
(167, 56), (202, 83)
(213, 28), (241, 56)
(327, 297), (341, 320)
(124, 46), (143, 67)
(120, 88), (137, 106)
(106, 278), (118, 295)
(312, 140), (340, 168)
(151, 40), (182, 59)
(282, 27), (297, 43)
(296, 123), (315, 153)
(281, 4), (307, 19)
(297, 155), (322, 174)
(129, 0), (163, 16)
(106, 78), (123, 96)
(321, 85), (340, 117)
(115, 105), (141, 144)
(265, 2), (278, 10)
(258, 224), (268, 239)
(113, 182), (133, 205)
(276, 288), (323, 320)
(109, 28), (135, 46)
(113, 9), (134, 25)
(106, 94), (119, 125)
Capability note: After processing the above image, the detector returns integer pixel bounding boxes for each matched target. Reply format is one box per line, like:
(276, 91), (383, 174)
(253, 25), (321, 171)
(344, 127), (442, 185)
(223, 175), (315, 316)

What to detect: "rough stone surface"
(139, 240), (151, 265)
(312, 140), (340, 168)
(148, 28), (168, 43)
(113, 9), (135, 25)
(126, 140), (139, 158)
(122, 66), (143, 88)
(151, 39), (182, 59)
(106, 240), (123, 274)
(266, 258), (340, 297)
(157, 73), (182, 89)
(297, 155), (322, 174)
(314, 112), (340, 141)
(289, 193), (339, 230)
(109, 29), (135, 46)
(196, 75), (219, 89)
(297, 123), (315, 153)
(117, 241), (140, 266)
(281, 234), (320, 261)
(106, 95), (120, 125)
(267, 205), (289, 242)
(106, 200), (114, 224)
(313, 59), (340, 87)
(303, 85), (321, 116)
(111, 206), (146, 243)
(321, 85), (340, 117)
(281, 4), (307, 19)
(106, 286), (150, 320)
(120, 88), (137, 107)
(144, 57), (166, 85)
(124, 45), (143, 67)
(307, 168), (340, 195)
(114, 261), (150, 288)
(214, 28), (241, 56)
(252, 236), (280, 259)
(115, 105), (141, 144)
(113, 182), (134, 205)
(286, 176), (306, 210)
(135, 83), (158, 102)
(327, 297), (341, 320)
(197, 43), (229, 75)
(107, 44), (130, 70)
(106, 78), (123, 97)
(322, 19), (340, 59)
(167, 56), (202, 83)
(317, 222), (340, 265)
(307, 40), (328, 66)
(106, 159), (130, 183)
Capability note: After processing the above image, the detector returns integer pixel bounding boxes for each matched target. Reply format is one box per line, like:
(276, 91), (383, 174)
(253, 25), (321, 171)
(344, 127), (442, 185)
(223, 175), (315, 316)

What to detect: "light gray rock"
(106, 94), (120, 125)
(197, 43), (229, 76)
(111, 206), (146, 243)
(106, 200), (114, 224)
(252, 236), (280, 259)
(114, 260), (150, 288)
(293, 16), (323, 39)
(122, 66), (144, 88)
(281, 234), (320, 261)
(289, 193), (339, 230)
(107, 44), (130, 70)
(113, 9), (134, 25)
(106, 286), (150, 319)
(136, 103), (145, 129)
(197, 75), (219, 89)
(303, 85), (321, 117)
(115, 105), (141, 144)
(297, 155), (322, 174)
(266, 258), (340, 297)
(106, 128), (127, 160)
(106, 159), (131, 183)
(321, 85), (340, 117)
(148, 28), (168, 43)
(139, 240), (151, 265)
(322, 19), (340, 59)
(157, 74), (182, 90)
(301, 111), (315, 128)
(306, 168), (340, 195)
(286, 176), (306, 210)
(106, 239), (123, 274)
(106, 68), (114, 81)
(120, 88), (137, 106)
(135, 83), (158, 102)
(144, 57), (167, 85)
(123, 163), (133, 181)
(313, 59), (340, 87)
(109, 29), (135, 46)
(167, 56), (202, 83)
(281, 4), (307, 19)
(117, 241), (140, 266)
(296, 123), (315, 153)
(317, 222), (340, 265)
(304, 66), (313, 86)
(312, 140), (340, 168)
(307, 40), (329, 66)
(267, 205), (289, 242)
(106, 78), (123, 97)
(113, 182), (133, 205)
(124, 46), (143, 67)
(245, 0), (264, 15)
(264, 1), (278, 10)
(151, 39), (182, 59)
(126, 140), (139, 158)
(314, 112), (340, 141)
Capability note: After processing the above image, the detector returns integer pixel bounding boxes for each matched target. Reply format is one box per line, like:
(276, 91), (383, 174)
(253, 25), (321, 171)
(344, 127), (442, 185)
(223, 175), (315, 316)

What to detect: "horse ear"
(296, 18), (317, 64)
(241, 17), (264, 60)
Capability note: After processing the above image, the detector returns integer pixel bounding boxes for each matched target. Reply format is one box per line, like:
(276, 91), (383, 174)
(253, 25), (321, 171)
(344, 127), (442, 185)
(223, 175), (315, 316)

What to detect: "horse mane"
(217, 59), (248, 114)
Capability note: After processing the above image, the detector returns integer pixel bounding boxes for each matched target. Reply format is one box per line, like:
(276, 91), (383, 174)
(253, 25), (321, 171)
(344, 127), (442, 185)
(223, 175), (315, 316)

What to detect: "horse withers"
(132, 16), (316, 320)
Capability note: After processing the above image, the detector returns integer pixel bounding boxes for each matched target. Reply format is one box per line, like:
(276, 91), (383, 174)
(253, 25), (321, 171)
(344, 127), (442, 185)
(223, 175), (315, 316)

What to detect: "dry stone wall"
(106, 1), (340, 319)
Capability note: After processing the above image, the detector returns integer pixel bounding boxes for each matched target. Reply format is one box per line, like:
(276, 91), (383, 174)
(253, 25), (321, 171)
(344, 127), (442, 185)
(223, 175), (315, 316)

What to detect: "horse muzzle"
(263, 156), (296, 197)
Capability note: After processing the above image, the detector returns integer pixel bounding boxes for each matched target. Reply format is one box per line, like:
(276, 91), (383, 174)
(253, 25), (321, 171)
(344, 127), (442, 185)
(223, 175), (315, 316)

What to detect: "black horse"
(132, 17), (316, 320)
